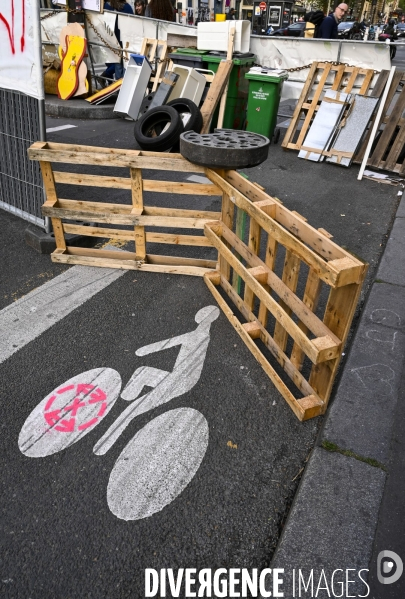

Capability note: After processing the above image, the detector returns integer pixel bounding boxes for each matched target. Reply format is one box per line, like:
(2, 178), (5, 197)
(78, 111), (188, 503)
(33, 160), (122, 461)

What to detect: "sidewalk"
(268, 194), (405, 597)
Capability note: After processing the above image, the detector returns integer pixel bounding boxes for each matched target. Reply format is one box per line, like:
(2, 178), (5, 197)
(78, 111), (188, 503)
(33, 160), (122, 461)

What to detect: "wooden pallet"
(202, 169), (368, 421)
(354, 69), (405, 173)
(27, 141), (222, 276)
(281, 62), (377, 152)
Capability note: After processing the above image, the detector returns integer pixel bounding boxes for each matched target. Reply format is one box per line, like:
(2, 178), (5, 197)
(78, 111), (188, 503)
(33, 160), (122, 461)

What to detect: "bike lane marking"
(17, 306), (219, 521)
(93, 305), (220, 455)
(0, 263), (125, 365)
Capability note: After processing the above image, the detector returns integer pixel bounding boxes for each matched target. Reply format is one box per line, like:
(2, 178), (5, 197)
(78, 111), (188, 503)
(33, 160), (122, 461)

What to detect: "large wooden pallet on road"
(203, 169), (368, 421)
(27, 141), (222, 277)
(281, 62), (377, 152)
(354, 69), (405, 173)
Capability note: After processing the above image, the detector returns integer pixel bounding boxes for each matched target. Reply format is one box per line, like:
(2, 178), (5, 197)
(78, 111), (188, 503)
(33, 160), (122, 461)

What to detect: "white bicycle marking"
(93, 305), (220, 455)
(18, 307), (220, 520)
(107, 408), (209, 521)
(18, 368), (122, 458)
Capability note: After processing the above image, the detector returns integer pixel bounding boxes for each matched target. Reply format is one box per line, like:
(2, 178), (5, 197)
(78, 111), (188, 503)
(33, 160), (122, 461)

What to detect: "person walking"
(145, 0), (176, 21)
(226, 8), (236, 20)
(317, 4), (348, 39)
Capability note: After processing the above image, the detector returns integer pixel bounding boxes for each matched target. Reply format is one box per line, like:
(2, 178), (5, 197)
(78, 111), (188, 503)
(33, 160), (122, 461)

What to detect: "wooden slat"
(330, 64), (346, 92)
(309, 273), (367, 407)
(54, 199), (220, 221)
(273, 250), (301, 352)
(370, 69), (390, 97)
(296, 63), (332, 148)
(232, 206), (246, 294)
(219, 185), (235, 282)
(222, 170), (278, 209)
(290, 268), (323, 371)
(359, 69), (374, 95)
(63, 224), (213, 246)
(51, 218), (67, 251)
(29, 143), (205, 172)
(53, 171), (221, 195)
(243, 216), (261, 310)
(257, 232), (278, 328)
(39, 161), (58, 206)
(131, 167), (146, 259)
(43, 207), (217, 229)
(51, 250), (214, 276)
(55, 246), (216, 268)
(344, 67), (360, 93)
(200, 60), (233, 134)
(281, 61), (319, 149)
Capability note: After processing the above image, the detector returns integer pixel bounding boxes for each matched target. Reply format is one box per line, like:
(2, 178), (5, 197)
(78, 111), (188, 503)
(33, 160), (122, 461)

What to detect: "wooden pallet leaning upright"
(203, 170), (368, 421)
(28, 141), (222, 276)
(354, 69), (405, 174)
(281, 62), (376, 152)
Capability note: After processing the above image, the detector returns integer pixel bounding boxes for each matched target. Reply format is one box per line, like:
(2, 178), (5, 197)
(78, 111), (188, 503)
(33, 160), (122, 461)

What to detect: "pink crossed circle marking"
(44, 384), (108, 433)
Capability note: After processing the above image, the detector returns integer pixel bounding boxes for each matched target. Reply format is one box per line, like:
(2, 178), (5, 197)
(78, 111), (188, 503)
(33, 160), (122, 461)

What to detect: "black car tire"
(134, 106), (184, 152)
(166, 98), (203, 133)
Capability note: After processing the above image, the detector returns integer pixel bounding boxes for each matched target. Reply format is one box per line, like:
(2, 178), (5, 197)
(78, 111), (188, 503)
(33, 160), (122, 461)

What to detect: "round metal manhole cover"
(180, 129), (270, 169)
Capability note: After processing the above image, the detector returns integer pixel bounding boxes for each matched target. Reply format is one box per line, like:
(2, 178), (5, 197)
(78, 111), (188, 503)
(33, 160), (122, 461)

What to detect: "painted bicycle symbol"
(18, 306), (220, 521)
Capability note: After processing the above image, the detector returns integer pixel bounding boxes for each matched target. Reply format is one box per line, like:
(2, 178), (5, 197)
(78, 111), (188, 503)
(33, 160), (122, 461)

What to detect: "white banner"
(0, 0), (44, 100)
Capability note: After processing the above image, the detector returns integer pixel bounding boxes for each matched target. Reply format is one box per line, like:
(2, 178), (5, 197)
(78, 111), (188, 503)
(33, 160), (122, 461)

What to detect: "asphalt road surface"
(0, 111), (401, 598)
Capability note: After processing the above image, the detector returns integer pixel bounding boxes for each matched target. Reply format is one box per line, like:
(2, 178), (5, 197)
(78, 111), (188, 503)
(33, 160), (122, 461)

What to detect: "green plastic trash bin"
(204, 54), (256, 130)
(245, 69), (288, 140)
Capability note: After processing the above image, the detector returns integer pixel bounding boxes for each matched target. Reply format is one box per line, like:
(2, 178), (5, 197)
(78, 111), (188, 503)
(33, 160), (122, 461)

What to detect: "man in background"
(318, 4), (348, 39)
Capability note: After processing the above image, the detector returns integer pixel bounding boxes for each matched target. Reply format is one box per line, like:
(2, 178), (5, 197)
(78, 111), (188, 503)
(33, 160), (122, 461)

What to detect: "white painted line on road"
(186, 175), (211, 184)
(46, 124), (78, 133)
(0, 265), (125, 365)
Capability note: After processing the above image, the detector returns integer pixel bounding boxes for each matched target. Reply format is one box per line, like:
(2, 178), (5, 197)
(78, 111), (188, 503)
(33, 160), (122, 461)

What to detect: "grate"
(0, 88), (45, 227)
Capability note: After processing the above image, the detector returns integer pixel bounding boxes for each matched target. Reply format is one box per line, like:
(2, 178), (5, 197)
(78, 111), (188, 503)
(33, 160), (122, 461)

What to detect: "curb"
(45, 94), (120, 120)
(266, 193), (405, 595)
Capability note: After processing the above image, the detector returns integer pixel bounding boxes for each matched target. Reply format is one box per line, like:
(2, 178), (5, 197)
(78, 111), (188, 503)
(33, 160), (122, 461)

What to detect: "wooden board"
(200, 60), (233, 134)
(282, 62), (377, 153)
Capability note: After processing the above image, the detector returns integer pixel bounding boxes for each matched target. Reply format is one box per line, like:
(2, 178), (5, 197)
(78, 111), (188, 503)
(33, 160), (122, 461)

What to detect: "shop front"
(241, 0), (294, 33)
